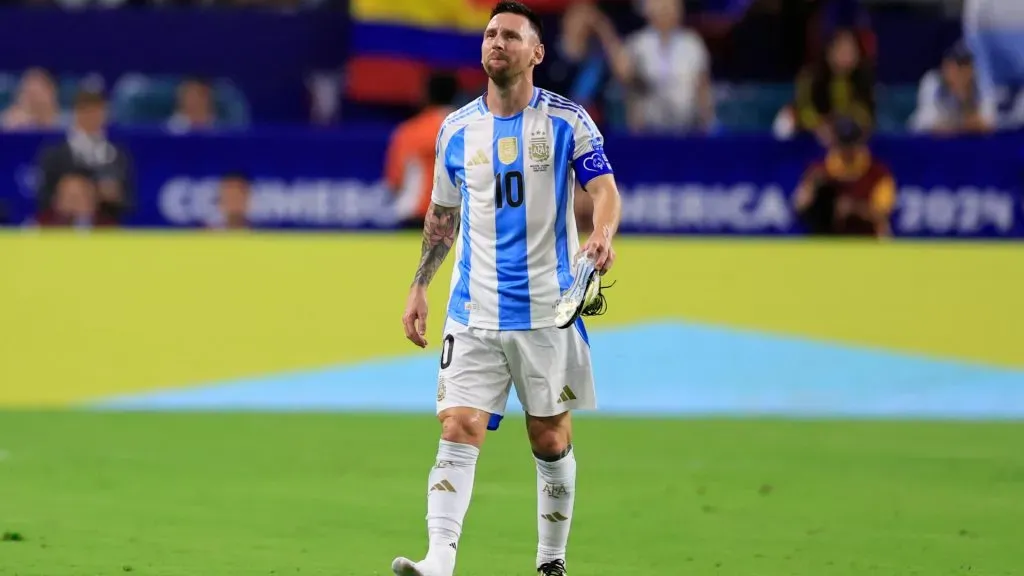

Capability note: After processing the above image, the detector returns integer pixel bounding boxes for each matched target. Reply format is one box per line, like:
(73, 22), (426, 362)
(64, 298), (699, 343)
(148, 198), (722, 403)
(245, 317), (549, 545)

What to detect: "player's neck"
(486, 77), (534, 118)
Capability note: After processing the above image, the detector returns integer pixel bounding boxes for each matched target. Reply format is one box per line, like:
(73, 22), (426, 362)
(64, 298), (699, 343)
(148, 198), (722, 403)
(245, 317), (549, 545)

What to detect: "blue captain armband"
(573, 147), (614, 189)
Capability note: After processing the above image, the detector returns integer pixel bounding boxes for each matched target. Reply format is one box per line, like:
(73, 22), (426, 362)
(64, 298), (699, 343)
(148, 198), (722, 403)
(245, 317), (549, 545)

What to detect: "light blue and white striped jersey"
(964, 0), (1024, 31)
(432, 87), (614, 331)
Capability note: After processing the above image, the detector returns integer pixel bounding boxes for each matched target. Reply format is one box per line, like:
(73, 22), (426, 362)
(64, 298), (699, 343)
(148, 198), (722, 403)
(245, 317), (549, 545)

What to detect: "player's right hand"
(402, 287), (430, 348)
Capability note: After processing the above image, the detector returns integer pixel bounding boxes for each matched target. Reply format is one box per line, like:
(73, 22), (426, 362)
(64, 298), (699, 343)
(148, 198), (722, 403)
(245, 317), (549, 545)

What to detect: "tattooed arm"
(404, 118), (461, 348)
(412, 202), (461, 287)
(403, 202), (459, 348)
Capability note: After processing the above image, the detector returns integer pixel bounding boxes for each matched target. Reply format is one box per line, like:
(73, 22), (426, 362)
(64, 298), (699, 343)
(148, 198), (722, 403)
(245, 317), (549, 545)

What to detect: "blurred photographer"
(793, 117), (896, 237)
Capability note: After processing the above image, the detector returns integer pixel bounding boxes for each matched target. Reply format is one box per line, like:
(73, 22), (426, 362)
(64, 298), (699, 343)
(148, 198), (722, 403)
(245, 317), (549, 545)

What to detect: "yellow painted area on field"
(613, 239), (1023, 367)
(0, 232), (1020, 406)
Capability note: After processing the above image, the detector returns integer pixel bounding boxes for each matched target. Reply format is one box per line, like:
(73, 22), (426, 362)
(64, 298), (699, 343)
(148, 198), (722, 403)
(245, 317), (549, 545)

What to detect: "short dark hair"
(58, 167), (96, 184)
(491, 1), (543, 41)
(222, 171), (250, 183)
(181, 76), (213, 90)
(944, 40), (973, 65)
(73, 88), (106, 109)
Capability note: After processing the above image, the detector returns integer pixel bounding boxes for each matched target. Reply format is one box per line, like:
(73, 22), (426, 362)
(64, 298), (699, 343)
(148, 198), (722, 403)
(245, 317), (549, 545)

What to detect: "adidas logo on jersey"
(466, 149), (488, 167)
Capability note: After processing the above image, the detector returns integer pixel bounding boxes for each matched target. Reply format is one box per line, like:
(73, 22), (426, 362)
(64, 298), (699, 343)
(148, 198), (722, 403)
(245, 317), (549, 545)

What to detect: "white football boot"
(554, 253), (610, 329)
(391, 556), (448, 576)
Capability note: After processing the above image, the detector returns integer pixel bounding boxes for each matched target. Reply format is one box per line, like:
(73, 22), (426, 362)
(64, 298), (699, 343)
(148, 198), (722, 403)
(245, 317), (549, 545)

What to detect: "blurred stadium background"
(1, 0), (1023, 574)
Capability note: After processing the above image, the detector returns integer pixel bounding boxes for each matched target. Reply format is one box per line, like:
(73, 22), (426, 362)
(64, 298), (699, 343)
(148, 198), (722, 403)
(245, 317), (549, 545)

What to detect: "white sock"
(424, 439), (479, 574)
(536, 445), (576, 568)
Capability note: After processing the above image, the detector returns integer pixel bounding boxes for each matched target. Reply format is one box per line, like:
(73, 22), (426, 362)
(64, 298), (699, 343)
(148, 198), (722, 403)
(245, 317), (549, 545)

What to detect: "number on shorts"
(439, 334), (455, 369)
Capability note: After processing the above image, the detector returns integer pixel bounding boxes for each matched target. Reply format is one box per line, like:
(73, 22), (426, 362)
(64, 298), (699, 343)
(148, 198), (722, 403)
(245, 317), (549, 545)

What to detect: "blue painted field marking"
(90, 322), (1024, 420)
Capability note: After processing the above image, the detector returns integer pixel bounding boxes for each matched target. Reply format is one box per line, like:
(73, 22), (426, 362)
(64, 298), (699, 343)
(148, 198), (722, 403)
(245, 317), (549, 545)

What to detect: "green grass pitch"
(1, 411), (1022, 575)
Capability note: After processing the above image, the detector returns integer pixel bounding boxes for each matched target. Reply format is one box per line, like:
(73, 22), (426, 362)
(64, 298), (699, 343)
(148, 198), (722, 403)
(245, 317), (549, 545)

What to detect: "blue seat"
(599, 81), (794, 134)
(0, 72), (18, 110)
(716, 82), (920, 134)
(875, 84), (918, 134)
(109, 73), (251, 129)
(579, 81), (921, 135)
(714, 82), (793, 132)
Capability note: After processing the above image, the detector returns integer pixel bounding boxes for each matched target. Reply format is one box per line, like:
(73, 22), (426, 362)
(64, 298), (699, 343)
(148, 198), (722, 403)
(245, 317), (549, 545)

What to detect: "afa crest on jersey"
(497, 136), (518, 165)
(528, 138), (550, 163)
(528, 129), (550, 173)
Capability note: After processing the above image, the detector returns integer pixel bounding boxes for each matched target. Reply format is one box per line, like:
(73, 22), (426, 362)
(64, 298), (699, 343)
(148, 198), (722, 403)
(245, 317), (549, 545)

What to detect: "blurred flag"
(346, 0), (488, 105)
(345, 0), (595, 106)
(351, 0), (491, 32)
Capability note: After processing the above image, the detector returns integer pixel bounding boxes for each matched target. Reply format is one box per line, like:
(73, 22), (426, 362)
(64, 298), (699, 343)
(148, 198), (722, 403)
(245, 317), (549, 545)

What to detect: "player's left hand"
(580, 227), (615, 274)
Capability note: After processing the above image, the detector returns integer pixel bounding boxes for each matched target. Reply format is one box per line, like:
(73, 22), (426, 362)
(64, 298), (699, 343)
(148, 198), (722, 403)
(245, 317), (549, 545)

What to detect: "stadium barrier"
(1, 127), (1022, 237)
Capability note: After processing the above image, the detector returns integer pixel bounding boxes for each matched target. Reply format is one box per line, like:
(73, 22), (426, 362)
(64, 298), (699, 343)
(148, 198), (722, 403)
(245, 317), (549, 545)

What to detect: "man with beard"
(393, 3), (624, 576)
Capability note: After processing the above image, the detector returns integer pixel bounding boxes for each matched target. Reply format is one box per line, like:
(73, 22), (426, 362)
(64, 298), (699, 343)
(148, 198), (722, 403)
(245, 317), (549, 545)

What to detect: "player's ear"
(532, 43), (545, 67)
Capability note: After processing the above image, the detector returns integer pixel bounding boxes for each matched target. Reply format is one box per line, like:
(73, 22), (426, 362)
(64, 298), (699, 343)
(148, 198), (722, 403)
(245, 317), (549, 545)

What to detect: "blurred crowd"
(0, 0), (332, 7)
(382, 0), (1024, 237)
(8, 0), (1016, 138)
(2, 71), (224, 133)
(525, 0), (1021, 139)
(1, 0), (1021, 236)
(1, 71), (249, 228)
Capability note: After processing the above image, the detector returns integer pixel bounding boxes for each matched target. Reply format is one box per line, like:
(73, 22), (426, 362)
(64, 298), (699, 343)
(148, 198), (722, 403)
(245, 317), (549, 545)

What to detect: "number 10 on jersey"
(495, 170), (524, 208)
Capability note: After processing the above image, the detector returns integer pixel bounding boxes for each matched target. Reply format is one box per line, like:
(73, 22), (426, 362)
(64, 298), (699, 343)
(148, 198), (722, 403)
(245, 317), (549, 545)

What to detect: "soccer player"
(394, 2), (623, 575)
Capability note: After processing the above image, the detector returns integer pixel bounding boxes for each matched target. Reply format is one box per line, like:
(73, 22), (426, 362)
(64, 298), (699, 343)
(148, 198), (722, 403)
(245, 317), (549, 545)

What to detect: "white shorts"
(435, 316), (596, 421)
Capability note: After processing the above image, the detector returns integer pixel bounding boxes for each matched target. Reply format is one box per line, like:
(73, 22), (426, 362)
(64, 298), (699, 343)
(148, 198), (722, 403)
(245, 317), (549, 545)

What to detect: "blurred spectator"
(307, 70), (343, 125)
(813, 0), (876, 62)
(606, 0), (715, 134)
(535, 1), (617, 122)
(909, 41), (997, 135)
(36, 88), (135, 224)
(211, 172), (251, 230)
(35, 170), (117, 229)
(794, 27), (875, 145)
(0, 68), (65, 132)
(1006, 88), (1024, 128)
(384, 72), (458, 229)
(793, 117), (894, 237)
(962, 0), (1024, 96)
(167, 77), (218, 134)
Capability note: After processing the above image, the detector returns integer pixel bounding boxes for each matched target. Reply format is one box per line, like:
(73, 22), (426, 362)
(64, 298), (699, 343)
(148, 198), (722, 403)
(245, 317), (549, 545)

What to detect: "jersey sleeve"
(570, 106), (614, 189)
(691, 33), (711, 75)
(430, 123), (461, 208)
(909, 71), (943, 132)
(978, 87), (999, 126)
